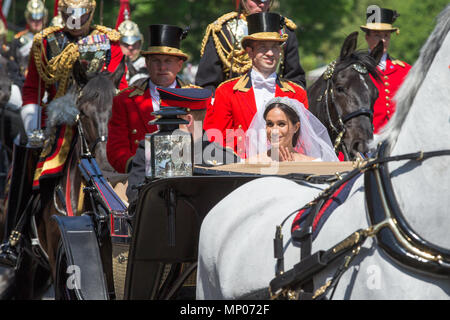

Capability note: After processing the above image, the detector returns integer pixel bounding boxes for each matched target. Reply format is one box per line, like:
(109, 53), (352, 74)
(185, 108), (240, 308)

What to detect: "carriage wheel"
(54, 240), (81, 300)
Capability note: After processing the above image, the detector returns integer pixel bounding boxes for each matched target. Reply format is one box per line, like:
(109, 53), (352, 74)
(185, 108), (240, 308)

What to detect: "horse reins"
(321, 60), (374, 159)
(90, 135), (107, 156)
(268, 142), (450, 300)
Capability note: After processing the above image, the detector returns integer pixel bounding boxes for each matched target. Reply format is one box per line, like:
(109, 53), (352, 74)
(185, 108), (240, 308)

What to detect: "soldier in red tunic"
(0, 0), (128, 267)
(361, 7), (412, 134)
(21, 0), (128, 136)
(107, 24), (198, 173)
(203, 12), (308, 159)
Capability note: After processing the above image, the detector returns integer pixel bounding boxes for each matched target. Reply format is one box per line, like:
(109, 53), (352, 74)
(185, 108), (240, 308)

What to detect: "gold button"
(387, 110), (391, 115)
(384, 82), (389, 86)
(135, 140), (139, 145)
(386, 103), (390, 107)
(132, 129), (137, 134)
(385, 89), (390, 94)
(384, 76), (389, 80)
(238, 125), (242, 129)
(238, 137), (243, 142)
(386, 96), (390, 101)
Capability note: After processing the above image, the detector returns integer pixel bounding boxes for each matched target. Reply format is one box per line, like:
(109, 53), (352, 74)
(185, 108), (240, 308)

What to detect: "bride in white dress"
(245, 97), (339, 162)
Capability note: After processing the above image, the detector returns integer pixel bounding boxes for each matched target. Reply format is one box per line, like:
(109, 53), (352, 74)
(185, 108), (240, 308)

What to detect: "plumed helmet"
(58, 0), (97, 32)
(118, 11), (143, 46)
(58, 0), (96, 11)
(25, 0), (48, 22)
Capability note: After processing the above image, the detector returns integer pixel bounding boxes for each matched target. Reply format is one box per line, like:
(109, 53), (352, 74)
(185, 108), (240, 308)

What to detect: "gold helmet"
(118, 11), (143, 46)
(25, 0), (48, 22)
(58, 0), (96, 32)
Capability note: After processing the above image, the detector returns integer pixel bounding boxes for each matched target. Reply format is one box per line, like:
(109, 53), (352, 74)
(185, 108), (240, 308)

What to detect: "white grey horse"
(196, 5), (450, 300)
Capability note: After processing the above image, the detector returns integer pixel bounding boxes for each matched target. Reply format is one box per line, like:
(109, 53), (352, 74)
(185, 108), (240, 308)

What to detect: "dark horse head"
(72, 58), (126, 172)
(308, 32), (384, 160)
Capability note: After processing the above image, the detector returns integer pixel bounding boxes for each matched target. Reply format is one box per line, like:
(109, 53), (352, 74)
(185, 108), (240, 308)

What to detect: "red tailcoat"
(203, 73), (309, 158)
(107, 79), (187, 173)
(22, 28), (128, 127)
(371, 57), (411, 133)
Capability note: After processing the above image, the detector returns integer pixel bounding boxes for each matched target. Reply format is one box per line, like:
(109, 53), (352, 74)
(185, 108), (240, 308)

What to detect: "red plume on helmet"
(235, 0), (240, 11)
(0, 0), (7, 27)
(54, 0), (59, 17)
(115, 0), (131, 30)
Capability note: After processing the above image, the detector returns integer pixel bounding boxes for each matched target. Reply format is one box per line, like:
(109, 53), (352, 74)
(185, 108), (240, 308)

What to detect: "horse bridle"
(321, 60), (374, 159)
(266, 142), (450, 300)
(90, 135), (107, 156)
(73, 113), (107, 157)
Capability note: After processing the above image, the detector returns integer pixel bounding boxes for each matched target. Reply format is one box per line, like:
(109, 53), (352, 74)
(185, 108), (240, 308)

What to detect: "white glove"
(21, 104), (41, 134)
(8, 84), (23, 110)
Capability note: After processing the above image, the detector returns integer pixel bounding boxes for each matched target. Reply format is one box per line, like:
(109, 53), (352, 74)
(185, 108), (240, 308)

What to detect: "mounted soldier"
(196, 0), (306, 92)
(361, 6), (412, 134)
(117, 10), (148, 85)
(10, 0), (48, 78)
(0, 0), (127, 268)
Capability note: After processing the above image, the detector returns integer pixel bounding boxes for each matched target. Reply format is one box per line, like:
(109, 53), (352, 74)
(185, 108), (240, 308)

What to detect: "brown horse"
(0, 59), (126, 299)
(307, 32), (384, 160)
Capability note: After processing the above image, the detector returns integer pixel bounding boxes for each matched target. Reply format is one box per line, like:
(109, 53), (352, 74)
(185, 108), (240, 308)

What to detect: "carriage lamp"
(145, 87), (213, 180)
(145, 107), (193, 180)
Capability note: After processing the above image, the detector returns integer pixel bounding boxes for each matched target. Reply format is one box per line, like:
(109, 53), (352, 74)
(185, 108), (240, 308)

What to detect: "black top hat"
(361, 7), (400, 34)
(141, 24), (189, 60)
(241, 12), (288, 48)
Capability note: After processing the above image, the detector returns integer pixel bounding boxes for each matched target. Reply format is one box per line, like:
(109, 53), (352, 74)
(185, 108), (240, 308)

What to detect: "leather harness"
(266, 142), (450, 300)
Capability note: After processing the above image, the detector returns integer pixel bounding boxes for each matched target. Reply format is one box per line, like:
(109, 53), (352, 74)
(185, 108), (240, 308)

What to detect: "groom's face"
(246, 40), (282, 74)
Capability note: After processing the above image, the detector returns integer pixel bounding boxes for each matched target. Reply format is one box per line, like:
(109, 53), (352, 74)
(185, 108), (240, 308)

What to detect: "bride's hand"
(280, 146), (294, 162)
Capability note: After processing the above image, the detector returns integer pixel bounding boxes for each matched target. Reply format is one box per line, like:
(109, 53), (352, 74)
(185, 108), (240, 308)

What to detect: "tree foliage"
(5, 0), (449, 74)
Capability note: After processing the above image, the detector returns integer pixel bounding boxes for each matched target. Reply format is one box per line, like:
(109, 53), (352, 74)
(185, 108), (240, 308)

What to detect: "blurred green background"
(5, 0), (448, 77)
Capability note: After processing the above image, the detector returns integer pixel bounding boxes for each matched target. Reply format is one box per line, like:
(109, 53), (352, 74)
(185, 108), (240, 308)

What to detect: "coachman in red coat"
(107, 24), (198, 173)
(361, 6), (412, 133)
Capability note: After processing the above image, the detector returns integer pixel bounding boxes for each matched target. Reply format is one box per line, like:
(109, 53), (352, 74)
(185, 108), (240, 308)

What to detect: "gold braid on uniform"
(200, 12), (252, 76)
(32, 26), (79, 99)
(92, 25), (121, 42)
(32, 25), (120, 99)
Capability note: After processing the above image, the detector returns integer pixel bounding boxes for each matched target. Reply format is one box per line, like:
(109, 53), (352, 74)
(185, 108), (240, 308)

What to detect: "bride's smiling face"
(265, 107), (300, 149)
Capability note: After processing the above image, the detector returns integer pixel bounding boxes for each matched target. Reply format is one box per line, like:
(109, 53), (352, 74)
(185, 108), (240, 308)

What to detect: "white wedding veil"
(245, 97), (339, 161)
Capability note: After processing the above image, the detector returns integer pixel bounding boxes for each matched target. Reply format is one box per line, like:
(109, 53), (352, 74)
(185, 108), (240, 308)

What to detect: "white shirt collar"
(251, 69), (277, 87)
(251, 69), (277, 113)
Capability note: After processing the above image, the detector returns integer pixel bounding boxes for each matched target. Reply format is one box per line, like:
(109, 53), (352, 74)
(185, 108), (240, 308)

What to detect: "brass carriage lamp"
(145, 87), (212, 180)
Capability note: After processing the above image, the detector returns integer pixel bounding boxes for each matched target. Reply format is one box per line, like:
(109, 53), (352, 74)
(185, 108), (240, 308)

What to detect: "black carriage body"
(124, 174), (259, 300)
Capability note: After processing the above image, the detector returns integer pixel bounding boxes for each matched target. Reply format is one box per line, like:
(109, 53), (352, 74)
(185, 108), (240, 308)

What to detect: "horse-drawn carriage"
(52, 159), (355, 300)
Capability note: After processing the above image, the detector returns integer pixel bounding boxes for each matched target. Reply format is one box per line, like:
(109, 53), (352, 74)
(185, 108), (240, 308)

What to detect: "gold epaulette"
(283, 17), (297, 31)
(280, 79), (303, 92)
(92, 25), (121, 42)
(216, 75), (241, 90)
(128, 81), (148, 98)
(391, 59), (406, 68)
(14, 29), (29, 39)
(200, 12), (239, 56)
(116, 86), (133, 96)
(33, 26), (64, 44)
